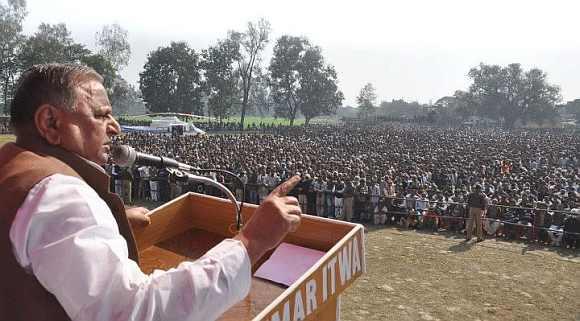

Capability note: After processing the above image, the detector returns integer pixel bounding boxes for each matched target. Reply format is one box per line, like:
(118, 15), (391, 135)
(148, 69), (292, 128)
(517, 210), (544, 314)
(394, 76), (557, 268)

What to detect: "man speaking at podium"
(0, 63), (302, 321)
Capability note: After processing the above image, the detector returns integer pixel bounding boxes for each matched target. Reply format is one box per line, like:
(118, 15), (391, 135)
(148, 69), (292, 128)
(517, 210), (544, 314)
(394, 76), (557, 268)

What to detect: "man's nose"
(108, 115), (121, 135)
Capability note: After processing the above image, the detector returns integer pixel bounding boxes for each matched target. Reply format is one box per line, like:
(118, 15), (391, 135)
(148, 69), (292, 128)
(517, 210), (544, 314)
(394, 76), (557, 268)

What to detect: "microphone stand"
(167, 168), (243, 230)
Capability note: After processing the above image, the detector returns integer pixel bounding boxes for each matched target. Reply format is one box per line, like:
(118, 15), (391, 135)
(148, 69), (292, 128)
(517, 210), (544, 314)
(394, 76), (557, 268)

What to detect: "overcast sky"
(20, 0), (580, 106)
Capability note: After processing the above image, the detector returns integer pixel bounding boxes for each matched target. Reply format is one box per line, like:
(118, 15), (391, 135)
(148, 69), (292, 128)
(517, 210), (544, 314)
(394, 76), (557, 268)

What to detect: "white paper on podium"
(254, 242), (326, 287)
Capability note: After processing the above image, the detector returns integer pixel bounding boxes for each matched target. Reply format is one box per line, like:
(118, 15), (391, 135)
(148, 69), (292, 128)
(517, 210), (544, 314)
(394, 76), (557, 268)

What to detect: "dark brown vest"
(0, 142), (139, 321)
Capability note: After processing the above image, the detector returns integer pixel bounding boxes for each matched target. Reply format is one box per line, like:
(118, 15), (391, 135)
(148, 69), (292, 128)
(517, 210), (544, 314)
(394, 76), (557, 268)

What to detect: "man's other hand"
(126, 206), (151, 228)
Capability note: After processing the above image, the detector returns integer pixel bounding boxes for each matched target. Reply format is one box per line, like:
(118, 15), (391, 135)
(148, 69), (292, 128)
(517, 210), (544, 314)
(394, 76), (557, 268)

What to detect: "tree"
(295, 48), (343, 125)
(139, 41), (203, 114)
(228, 18), (270, 130)
(269, 35), (343, 125)
(378, 99), (423, 119)
(109, 77), (145, 115)
(357, 83), (376, 119)
(562, 99), (580, 122)
(249, 67), (273, 117)
(269, 36), (308, 123)
(467, 63), (561, 127)
(80, 53), (116, 91)
(95, 23), (131, 72)
(18, 23), (90, 69)
(201, 38), (240, 122)
(0, 0), (26, 113)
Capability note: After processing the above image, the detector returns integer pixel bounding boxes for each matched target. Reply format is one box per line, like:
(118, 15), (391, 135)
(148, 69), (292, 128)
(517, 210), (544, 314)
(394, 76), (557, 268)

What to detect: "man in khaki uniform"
(466, 184), (488, 242)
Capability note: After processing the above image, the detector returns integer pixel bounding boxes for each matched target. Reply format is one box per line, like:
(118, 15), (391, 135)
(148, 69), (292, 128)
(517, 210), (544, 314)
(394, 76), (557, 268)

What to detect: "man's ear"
(34, 104), (63, 145)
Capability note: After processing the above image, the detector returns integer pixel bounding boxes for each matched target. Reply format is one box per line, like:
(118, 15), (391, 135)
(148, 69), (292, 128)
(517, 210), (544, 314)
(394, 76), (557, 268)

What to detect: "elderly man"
(0, 64), (302, 321)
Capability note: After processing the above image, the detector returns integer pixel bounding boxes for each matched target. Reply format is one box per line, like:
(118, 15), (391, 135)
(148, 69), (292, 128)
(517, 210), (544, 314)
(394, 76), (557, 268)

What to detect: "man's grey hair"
(10, 63), (103, 129)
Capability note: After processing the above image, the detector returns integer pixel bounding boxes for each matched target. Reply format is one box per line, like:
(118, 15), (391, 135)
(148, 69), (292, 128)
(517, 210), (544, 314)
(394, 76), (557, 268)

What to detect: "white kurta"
(9, 174), (251, 321)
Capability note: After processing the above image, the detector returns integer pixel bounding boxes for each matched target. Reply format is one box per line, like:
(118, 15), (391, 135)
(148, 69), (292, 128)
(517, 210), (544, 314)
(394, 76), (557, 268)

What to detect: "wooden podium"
(133, 192), (366, 321)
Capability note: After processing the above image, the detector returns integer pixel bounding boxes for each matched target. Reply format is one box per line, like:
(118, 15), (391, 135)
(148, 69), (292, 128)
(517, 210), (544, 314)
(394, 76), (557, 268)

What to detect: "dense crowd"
(0, 117), (11, 134)
(112, 124), (580, 248)
(194, 121), (287, 133)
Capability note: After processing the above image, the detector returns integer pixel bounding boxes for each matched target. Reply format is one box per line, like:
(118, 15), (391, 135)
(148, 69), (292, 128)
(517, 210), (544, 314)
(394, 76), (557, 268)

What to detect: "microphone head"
(111, 145), (137, 167)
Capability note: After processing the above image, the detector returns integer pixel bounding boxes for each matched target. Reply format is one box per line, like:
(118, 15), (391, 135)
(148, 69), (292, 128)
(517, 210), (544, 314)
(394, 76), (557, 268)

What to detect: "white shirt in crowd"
(9, 174), (251, 321)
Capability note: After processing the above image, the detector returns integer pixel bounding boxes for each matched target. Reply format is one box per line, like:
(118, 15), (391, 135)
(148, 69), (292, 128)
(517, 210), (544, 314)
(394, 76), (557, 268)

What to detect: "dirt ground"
(340, 226), (580, 321)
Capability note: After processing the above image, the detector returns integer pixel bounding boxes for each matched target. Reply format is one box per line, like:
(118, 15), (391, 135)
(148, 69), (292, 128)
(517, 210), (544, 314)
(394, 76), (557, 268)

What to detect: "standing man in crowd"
(313, 176), (325, 216)
(343, 179), (355, 222)
(0, 63), (303, 321)
(466, 184), (488, 242)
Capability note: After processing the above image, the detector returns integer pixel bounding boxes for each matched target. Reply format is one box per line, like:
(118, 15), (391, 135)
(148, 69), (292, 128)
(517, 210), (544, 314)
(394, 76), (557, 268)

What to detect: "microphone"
(111, 145), (194, 171)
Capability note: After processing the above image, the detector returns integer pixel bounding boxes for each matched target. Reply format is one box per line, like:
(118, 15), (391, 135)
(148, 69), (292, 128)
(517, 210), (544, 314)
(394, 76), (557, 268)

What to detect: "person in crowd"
(313, 176), (325, 216)
(334, 176), (345, 220)
(343, 179), (355, 222)
(297, 173), (311, 214)
(466, 184), (488, 242)
(325, 175), (336, 218)
(483, 199), (501, 237)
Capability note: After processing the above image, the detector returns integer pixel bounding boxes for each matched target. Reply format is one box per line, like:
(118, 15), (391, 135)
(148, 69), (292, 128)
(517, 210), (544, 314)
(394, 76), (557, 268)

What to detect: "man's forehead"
(76, 81), (110, 105)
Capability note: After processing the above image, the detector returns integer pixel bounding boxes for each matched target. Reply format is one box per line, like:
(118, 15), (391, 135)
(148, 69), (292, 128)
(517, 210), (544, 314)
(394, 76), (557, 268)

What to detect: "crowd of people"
(111, 124), (580, 248)
(0, 117), (11, 134)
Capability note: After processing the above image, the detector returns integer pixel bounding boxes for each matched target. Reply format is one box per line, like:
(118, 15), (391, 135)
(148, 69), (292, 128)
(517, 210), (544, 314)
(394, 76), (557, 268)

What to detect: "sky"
(20, 0), (580, 106)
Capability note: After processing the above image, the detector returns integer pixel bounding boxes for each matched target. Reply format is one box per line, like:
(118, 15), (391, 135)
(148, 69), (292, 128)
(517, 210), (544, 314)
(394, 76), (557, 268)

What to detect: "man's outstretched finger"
(271, 175), (301, 197)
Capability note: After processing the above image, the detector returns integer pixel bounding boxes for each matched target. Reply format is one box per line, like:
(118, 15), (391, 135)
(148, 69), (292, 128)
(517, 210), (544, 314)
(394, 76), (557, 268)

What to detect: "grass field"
(341, 227), (579, 321)
(0, 134), (14, 145)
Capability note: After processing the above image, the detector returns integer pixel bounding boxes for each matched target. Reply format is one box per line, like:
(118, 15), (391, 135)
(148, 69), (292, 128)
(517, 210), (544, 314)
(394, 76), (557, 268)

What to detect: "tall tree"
(80, 53), (116, 91)
(562, 99), (580, 122)
(294, 47), (343, 125)
(269, 36), (308, 123)
(18, 23), (90, 68)
(467, 63), (561, 127)
(95, 23), (131, 72)
(201, 38), (240, 123)
(269, 36), (343, 125)
(139, 41), (203, 114)
(379, 99), (423, 119)
(249, 67), (273, 117)
(109, 77), (145, 115)
(228, 18), (270, 130)
(0, 0), (26, 113)
(357, 83), (377, 119)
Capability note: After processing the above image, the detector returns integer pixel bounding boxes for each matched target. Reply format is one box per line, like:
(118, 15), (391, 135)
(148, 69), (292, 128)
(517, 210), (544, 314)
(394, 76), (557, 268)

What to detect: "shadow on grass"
(448, 240), (475, 252)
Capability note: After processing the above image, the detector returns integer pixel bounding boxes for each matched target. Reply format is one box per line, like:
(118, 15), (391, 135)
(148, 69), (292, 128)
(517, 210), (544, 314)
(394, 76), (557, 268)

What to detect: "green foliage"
(561, 99), (580, 122)
(357, 83), (376, 118)
(228, 18), (270, 130)
(80, 53), (116, 90)
(201, 38), (240, 122)
(139, 42), (203, 115)
(18, 23), (90, 68)
(0, 0), (26, 112)
(109, 77), (145, 115)
(379, 99), (423, 118)
(269, 35), (343, 125)
(465, 63), (561, 127)
(248, 67), (273, 117)
(95, 23), (131, 72)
